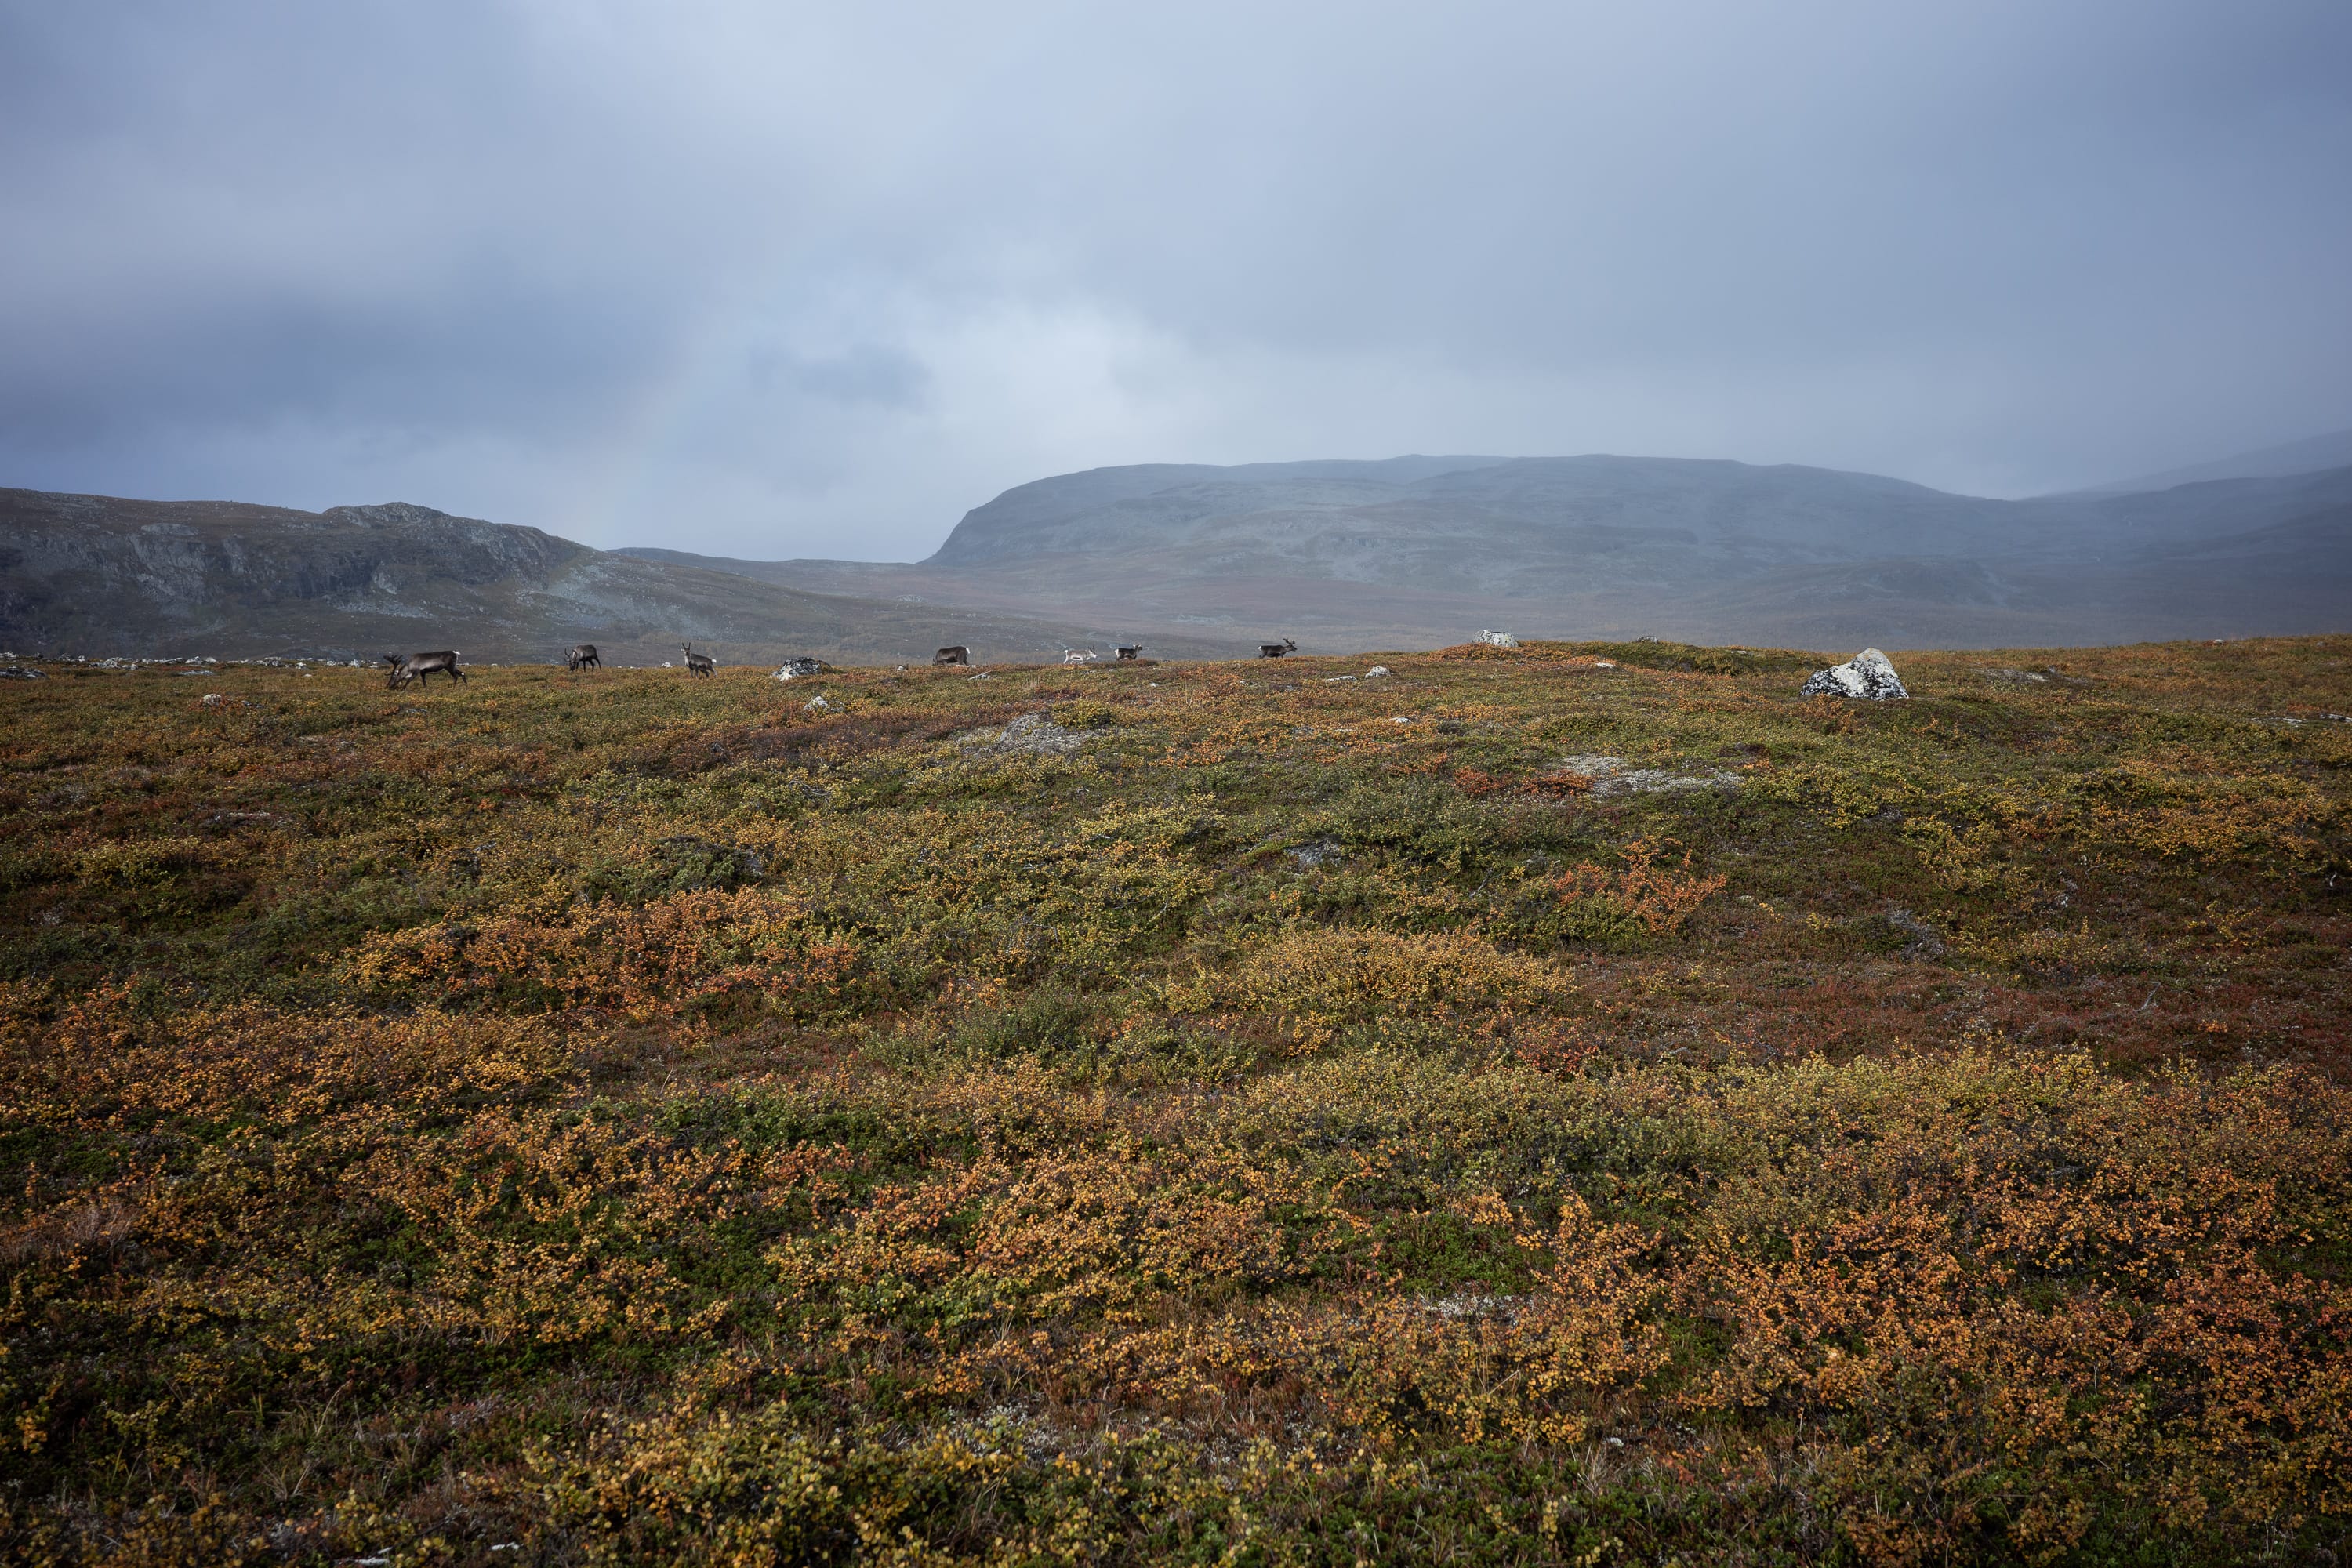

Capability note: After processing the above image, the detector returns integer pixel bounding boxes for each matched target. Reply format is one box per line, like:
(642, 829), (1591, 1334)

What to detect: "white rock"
(1476, 630), (1519, 648)
(1801, 648), (1908, 701)
(803, 694), (833, 712)
(1558, 753), (1744, 796)
(1365, 666), (1391, 677)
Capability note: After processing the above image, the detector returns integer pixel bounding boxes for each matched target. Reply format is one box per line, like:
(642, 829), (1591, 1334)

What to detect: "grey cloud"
(2, 0), (2347, 559)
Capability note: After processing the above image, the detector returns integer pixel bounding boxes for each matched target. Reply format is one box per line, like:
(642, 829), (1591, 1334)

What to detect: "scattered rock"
(1476, 630), (1520, 648)
(1979, 667), (2050, 684)
(775, 657), (825, 681)
(1801, 648), (1908, 700)
(1287, 839), (1345, 869)
(957, 712), (1094, 757)
(1558, 753), (1744, 797)
(0, 665), (47, 681)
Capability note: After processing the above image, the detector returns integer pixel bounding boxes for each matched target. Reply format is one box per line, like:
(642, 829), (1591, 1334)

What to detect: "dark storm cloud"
(3, 0), (2348, 558)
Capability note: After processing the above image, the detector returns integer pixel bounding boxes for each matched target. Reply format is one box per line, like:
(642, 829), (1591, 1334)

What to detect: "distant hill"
(13, 449), (2349, 663)
(623, 456), (2352, 651)
(2065, 428), (2352, 496)
(0, 489), (1232, 664)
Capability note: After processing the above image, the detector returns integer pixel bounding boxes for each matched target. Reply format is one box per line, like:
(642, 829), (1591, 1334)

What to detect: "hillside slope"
(0, 488), (1233, 664)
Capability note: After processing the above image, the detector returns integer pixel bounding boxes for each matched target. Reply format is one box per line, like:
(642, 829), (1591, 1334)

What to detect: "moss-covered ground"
(3, 637), (2350, 1564)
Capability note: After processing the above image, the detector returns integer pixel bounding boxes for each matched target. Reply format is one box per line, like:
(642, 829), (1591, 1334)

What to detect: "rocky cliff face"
(1, 493), (591, 637)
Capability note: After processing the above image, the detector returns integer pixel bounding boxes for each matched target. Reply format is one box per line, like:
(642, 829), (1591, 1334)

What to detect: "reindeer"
(1256, 637), (1298, 659)
(565, 644), (600, 670)
(681, 643), (716, 678)
(1062, 648), (1099, 665)
(933, 645), (970, 667)
(1114, 644), (1142, 661)
(385, 650), (466, 688)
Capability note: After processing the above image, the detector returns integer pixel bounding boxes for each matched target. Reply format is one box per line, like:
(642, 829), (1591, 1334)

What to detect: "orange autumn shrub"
(1156, 925), (1577, 1047)
(347, 887), (862, 1018)
(1552, 835), (1726, 935)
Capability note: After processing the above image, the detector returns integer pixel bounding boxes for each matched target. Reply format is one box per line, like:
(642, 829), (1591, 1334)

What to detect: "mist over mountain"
(627, 454), (2352, 651)
(2061, 427), (2352, 497)
(9, 445), (2347, 663)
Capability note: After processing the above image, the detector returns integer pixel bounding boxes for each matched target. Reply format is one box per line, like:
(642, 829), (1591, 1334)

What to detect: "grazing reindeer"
(387, 650), (466, 688)
(565, 644), (600, 670)
(1062, 648), (1098, 665)
(681, 643), (716, 678)
(1114, 644), (1142, 660)
(1256, 637), (1298, 659)
(933, 645), (970, 667)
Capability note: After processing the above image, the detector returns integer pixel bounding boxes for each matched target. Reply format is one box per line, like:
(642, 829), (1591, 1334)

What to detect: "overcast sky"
(3, 1), (2348, 560)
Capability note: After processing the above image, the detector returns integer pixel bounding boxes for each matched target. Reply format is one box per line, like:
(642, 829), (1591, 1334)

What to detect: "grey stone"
(1801, 648), (1908, 700)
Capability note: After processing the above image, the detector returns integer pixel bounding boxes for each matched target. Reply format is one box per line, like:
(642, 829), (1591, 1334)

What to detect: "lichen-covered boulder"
(1802, 648), (1908, 700)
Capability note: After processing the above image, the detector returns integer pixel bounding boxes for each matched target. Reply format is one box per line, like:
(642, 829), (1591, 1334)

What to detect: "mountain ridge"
(9, 446), (2349, 662)
(0, 487), (1237, 664)
(628, 455), (2352, 649)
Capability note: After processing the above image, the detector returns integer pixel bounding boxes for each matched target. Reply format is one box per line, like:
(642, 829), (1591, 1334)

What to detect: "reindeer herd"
(376, 632), (1300, 690)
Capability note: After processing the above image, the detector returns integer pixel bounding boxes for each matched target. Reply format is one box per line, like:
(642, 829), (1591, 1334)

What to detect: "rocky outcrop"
(1802, 648), (1909, 700)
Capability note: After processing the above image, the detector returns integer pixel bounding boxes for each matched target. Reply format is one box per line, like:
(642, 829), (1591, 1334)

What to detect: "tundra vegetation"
(2, 637), (2350, 1566)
